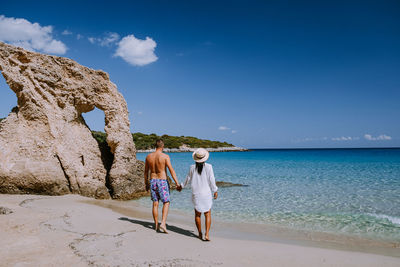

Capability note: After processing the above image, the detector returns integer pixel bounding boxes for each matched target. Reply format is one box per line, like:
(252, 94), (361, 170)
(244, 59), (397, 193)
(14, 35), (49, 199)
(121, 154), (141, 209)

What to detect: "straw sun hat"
(192, 148), (209, 163)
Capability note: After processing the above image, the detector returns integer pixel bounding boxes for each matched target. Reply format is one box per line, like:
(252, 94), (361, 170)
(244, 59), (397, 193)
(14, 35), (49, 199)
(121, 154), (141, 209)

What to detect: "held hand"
(176, 184), (182, 192)
(214, 192), (218, 199)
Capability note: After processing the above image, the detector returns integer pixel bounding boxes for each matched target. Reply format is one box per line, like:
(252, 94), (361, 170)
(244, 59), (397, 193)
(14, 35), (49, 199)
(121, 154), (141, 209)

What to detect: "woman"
(182, 148), (218, 241)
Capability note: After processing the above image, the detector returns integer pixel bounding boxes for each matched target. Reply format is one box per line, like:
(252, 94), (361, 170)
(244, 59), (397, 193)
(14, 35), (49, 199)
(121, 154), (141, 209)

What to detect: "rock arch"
(0, 42), (144, 199)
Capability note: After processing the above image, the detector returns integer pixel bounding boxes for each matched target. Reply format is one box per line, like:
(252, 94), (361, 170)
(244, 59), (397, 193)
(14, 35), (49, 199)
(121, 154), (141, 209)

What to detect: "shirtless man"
(144, 139), (181, 233)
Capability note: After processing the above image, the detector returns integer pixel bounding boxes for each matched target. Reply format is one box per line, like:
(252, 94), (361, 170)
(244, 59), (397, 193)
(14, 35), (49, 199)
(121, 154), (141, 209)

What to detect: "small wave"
(368, 213), (400, 225)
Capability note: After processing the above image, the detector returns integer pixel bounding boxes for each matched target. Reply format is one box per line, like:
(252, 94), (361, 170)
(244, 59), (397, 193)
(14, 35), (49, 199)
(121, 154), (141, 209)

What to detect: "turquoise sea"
(136, 148), (400, 243)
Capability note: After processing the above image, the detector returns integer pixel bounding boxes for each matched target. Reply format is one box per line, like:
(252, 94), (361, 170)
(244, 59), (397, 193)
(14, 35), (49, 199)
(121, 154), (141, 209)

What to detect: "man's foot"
(159, 224), (168, 234)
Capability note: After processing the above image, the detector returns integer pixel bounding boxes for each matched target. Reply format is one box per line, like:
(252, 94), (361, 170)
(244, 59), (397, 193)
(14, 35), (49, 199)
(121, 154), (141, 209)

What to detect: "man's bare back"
(145, 151), (169, 179)
(144, 142), (181, 189)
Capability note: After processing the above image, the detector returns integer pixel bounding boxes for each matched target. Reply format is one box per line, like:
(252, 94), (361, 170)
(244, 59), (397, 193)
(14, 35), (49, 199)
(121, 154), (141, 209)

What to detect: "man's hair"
(155, 139), (164, 148)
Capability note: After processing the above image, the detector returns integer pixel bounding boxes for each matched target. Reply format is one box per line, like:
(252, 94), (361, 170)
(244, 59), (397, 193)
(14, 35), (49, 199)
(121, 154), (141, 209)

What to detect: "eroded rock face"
(0, 42), (144, 199)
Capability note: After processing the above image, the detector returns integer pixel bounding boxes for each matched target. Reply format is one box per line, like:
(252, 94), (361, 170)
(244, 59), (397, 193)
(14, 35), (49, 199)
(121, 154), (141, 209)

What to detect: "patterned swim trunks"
(150, 179), (170, 203)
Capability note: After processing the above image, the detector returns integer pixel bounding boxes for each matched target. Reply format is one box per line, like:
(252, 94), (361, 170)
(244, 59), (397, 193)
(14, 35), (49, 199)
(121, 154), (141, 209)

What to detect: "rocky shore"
(137, 146), (248, 153)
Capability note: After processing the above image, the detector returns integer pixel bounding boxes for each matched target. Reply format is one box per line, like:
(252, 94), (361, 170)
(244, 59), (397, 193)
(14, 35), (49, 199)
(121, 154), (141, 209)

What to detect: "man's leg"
(152, 201), (159, 231)
(204, 210), (211, 241)
(195, 209), (202, 239)
(159, 201), (170, 233)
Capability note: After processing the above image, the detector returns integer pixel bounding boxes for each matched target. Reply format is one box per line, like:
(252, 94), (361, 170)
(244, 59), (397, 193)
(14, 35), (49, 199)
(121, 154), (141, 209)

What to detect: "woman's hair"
(195, 162), (204, 175)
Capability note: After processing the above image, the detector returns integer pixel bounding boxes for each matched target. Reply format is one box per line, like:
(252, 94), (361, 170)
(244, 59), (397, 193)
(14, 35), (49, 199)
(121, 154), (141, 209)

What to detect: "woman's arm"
(181, 166), (193, 188)
(208, 164), (218, 193)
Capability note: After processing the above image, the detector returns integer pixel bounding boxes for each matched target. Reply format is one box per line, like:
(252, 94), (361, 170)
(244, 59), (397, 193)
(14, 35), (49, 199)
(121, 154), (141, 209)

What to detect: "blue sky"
(0, 0), (399, 148)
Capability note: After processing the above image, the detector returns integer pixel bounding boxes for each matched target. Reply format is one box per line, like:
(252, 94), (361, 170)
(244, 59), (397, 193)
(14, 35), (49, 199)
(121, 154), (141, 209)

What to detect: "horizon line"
(247, 147), (400, 150)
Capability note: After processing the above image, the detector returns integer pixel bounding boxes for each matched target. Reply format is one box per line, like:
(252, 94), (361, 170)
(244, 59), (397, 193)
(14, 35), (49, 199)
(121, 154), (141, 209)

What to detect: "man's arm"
(144, 156), (150, 191)
(165, 156), (181, 190)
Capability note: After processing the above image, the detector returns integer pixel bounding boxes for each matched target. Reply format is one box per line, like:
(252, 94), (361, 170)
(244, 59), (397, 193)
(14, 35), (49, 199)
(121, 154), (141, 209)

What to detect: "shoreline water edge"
(137, 146), (248, 153)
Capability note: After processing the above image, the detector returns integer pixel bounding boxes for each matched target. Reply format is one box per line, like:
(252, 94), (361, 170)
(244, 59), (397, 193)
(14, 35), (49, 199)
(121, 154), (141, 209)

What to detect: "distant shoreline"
(137, 146), (248, 153)
(137, 147), (400, 153)
(248, 147), (400, 150)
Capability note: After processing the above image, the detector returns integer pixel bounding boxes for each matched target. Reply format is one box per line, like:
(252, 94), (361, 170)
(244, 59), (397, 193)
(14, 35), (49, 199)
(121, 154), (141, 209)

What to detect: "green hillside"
(132, 132), (233, 150)
(92, 131), (234, 150)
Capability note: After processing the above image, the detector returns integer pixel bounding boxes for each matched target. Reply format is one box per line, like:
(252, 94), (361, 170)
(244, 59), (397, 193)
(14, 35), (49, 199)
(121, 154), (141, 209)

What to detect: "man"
(144, 139), (182, 233)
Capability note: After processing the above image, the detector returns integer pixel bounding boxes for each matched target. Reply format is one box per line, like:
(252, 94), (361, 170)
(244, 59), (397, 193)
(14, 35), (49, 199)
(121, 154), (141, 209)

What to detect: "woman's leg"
(204, 210), (211, 240)
(194, 209), (202, 239)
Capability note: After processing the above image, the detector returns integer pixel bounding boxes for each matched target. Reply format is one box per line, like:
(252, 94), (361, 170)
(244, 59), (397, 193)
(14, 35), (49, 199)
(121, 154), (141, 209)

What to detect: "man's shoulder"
(161, 152), (170, 159)
(145, 152), (156, 160)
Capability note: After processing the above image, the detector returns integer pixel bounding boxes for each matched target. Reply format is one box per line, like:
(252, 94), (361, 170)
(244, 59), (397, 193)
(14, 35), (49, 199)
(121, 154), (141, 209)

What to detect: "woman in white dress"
(182, 148), (218, 241)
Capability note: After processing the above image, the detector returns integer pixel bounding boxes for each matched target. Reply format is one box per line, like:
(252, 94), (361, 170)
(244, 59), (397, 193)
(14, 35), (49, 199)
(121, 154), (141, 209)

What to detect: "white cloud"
(331, 136), (359, 141)
(100, 32), (119, 46)
(231, 130), (237, 134)
(88, 37), (96, 44)
(0, 15), (67, 54)
(76, 34), (83, 40)
(62, 29), (72, 35)
(364, 134), (373, 140)
(296, 136), (359, 142)
(364, 134), (392, 141)
(378, 134), (391, 140)
(88, 32), (120, 47)
(114, 34), (158, 66)
(137, 111), (143, 115)
(218, 126), (230, 131)
(300, 137), (329, 142)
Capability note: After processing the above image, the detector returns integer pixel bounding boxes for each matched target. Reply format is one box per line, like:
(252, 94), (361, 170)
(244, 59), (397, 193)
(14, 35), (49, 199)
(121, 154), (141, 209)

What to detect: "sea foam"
(368, 213), (400, 225)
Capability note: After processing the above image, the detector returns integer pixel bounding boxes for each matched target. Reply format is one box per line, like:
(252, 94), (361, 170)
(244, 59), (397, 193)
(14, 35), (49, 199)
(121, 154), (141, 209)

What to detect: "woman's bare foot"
(198, 232), (203, 240)
(204, 235), (210, 241)
(159, 224), (168, 234)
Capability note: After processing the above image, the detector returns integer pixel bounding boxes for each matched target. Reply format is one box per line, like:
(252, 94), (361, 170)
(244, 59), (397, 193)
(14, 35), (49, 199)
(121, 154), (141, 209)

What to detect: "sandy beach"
(1, 194), (399, 267)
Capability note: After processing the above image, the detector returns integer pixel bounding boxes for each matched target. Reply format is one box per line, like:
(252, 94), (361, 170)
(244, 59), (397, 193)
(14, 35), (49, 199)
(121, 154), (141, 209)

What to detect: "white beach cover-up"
(182, 163), (218, 212)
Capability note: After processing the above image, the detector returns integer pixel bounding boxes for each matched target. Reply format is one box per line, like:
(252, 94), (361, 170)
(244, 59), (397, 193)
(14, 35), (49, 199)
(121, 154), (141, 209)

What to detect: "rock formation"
(0, 42), (144, 199)
(215, 181), (248, 187)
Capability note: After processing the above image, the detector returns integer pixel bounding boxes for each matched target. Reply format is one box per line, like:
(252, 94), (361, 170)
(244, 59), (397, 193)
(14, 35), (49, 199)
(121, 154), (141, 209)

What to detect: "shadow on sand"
(118, 217), (198, 238)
